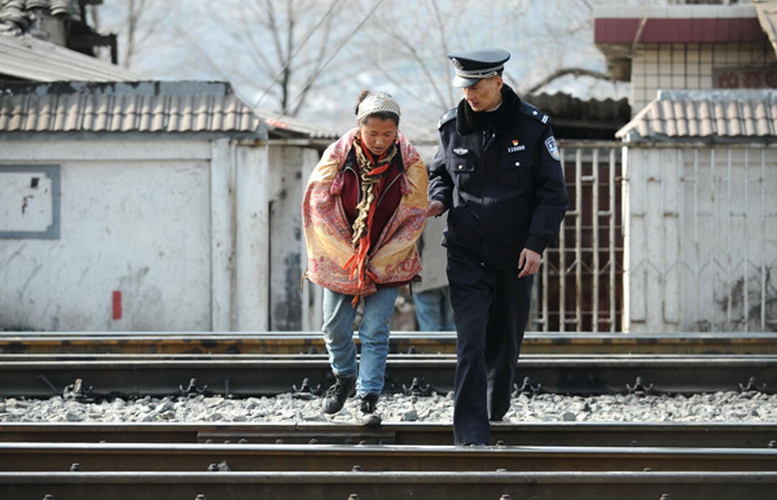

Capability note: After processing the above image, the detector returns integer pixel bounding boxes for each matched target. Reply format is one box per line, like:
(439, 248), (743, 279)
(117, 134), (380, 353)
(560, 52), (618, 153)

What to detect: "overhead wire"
(253, 0), (387, 112)
(251, 0), (345, 109)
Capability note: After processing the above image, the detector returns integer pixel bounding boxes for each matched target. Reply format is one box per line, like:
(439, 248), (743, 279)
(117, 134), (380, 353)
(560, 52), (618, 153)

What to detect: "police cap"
(447, 48), (511, 88)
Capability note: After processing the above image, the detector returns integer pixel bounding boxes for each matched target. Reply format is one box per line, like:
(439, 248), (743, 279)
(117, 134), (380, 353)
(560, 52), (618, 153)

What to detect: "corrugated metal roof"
(0, 34), (145, 81)
(255, 109), (340, 140)
(616, 89), (777, 142)
(526, 92), (630, 140)
(0, 81), (267, 136)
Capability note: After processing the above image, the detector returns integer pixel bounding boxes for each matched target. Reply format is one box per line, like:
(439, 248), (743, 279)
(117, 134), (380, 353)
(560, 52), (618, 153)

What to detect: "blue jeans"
(322, 287), (398, 397)
(414, 286), (455, 331)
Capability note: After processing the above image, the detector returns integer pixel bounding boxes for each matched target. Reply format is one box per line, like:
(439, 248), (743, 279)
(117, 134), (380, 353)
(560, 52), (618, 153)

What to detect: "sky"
(94, 0), (646, 140)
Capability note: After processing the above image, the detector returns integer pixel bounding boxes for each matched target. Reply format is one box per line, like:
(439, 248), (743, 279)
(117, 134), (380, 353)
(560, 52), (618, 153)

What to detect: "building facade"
(0, 81), (330, 331)
(596, 3), (777, 332)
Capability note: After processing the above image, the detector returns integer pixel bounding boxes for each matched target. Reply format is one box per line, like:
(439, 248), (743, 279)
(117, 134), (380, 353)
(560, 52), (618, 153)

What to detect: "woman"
(302, 91), (427, 425)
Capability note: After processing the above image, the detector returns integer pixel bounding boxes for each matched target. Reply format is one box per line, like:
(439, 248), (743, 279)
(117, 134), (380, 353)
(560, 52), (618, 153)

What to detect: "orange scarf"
(344, 135), (397, 305)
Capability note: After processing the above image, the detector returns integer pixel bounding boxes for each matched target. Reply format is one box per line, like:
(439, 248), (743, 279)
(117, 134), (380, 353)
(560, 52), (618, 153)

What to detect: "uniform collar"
(456, 84), (520, 136)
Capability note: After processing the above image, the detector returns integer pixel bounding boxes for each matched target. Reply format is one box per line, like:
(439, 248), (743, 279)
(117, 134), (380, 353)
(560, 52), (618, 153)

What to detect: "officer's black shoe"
(322, 374), (356, 414)
(358, 393), (382, 426)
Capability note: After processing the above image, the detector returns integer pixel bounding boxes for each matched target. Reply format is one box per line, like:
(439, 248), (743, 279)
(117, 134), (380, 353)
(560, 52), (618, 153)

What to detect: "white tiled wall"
(630, 42), (777, 114)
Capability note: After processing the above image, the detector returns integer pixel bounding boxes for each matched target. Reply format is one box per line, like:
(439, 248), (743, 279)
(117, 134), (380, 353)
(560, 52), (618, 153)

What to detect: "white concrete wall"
(0, 138), (280, 332)
(267, 144), (321, 331)
(623, 145), (777, 332)
(298, 151), (324, 333)
(235, 143), (271, 331)
(209, 139), (236, 331)
(0, 140), (212, 330)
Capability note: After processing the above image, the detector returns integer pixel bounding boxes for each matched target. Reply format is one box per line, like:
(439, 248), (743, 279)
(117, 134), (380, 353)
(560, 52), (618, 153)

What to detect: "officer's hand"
(518, 248), (541, 278)
(427, 200), (446, 217)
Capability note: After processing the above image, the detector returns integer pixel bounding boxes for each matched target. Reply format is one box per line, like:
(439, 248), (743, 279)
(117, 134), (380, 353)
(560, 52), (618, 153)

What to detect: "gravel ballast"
(2, 391), (776, 424)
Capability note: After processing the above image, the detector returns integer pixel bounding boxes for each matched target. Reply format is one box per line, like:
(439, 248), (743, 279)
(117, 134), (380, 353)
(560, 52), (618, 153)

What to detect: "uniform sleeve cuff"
(525, 236), (548, 254)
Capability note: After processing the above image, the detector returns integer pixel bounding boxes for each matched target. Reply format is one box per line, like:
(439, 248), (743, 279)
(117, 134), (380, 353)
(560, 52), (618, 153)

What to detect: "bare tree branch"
(284, 0), (387, 115)
(98, 0), (628, 138)
(523, 67), (613, 95)
(430, 0), (455, 107)
(120, 0), (182, 68)
(357, 0), (476, 113)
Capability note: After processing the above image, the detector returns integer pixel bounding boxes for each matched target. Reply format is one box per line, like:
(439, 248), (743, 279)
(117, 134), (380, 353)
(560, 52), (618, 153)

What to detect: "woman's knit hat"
(356, 92), (401, 122)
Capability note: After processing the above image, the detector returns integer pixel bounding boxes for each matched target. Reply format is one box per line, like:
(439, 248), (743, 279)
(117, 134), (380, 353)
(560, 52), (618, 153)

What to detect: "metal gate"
(534, 141), (777, 334)
(533, 141), (624, 332)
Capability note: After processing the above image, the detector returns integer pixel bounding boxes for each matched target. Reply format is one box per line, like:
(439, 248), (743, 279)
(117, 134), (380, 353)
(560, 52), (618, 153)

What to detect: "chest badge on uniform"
(453, 147), (469, 156)
(507, 139), (526, 153)
(545, 136), (560, 161)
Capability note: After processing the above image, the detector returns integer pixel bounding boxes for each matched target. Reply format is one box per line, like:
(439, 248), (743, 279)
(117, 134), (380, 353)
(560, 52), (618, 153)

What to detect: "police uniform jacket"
(428, 84), (569, 267)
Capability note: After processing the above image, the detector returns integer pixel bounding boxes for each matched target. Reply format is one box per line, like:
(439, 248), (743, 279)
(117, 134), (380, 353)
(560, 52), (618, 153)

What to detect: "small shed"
(0, 80), (335, 331)
(616, 89), (777, 332)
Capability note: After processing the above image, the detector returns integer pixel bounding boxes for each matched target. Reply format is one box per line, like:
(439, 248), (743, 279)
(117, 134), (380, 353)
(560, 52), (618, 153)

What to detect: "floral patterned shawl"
(302, 128), (427, 298)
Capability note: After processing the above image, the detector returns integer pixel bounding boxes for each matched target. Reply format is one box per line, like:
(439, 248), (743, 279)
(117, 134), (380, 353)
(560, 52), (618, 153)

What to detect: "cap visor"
(452, 75), (480, 88)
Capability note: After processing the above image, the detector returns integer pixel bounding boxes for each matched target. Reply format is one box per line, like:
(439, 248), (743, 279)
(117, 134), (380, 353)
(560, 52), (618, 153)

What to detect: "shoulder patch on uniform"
(438, 108), (457, 129)
(545, 136), (560, 161)
(521, 101), (549, 124)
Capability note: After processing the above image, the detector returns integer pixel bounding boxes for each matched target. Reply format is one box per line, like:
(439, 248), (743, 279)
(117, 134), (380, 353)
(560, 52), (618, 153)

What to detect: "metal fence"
(533, 141), (624, 332)
(533, 141), (777, 334)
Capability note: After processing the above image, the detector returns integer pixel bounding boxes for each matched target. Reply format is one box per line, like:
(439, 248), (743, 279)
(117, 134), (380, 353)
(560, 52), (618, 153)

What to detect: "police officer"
(427, 48), (569, 446)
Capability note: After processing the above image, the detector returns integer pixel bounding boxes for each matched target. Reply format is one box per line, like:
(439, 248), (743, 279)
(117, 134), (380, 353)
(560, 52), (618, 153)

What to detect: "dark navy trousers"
(447, 248), (533, 446)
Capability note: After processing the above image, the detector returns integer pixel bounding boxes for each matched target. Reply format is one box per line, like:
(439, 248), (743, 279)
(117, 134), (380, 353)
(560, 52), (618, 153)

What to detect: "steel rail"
(1, 422), (776, 448)
(1, 471), (776, 500)
(1, 353), (775, 397)
(2, 331), (777, 355)
(0, 442), (774, 473)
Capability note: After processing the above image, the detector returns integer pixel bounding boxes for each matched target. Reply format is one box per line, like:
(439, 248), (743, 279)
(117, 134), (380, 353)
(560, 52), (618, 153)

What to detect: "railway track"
(2, 470), (775, 500)
(1, 441), (775, 473)
(1, 421), (776, 448)
(0, 437), (774, 499)
(1, 352), (774, 397)
(3, 331), (777, 355)
(2, 332), (775, 499)
(0, 430), (773, 498)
